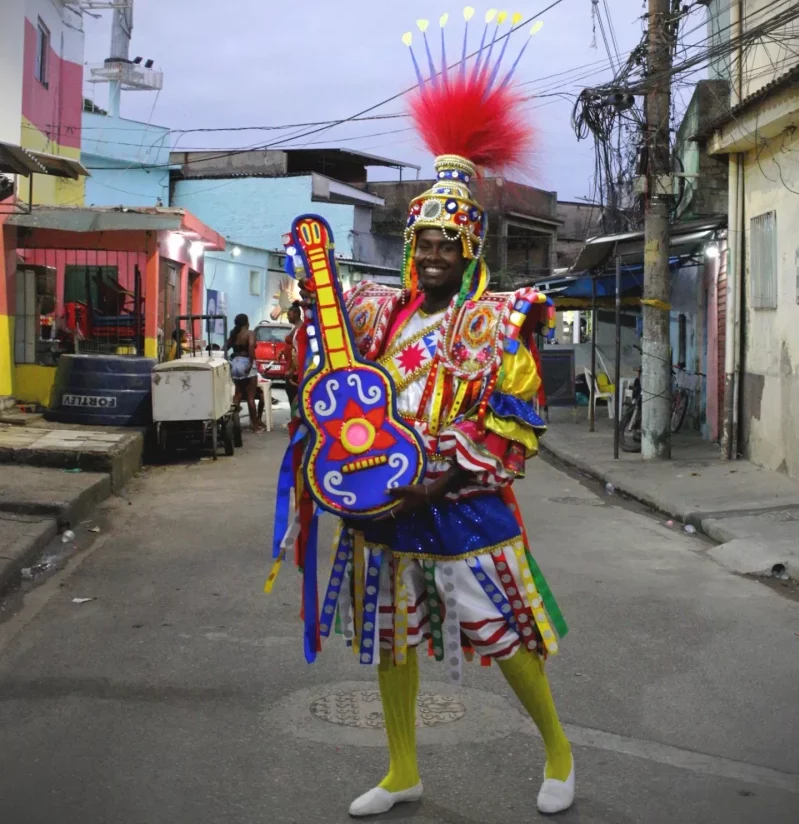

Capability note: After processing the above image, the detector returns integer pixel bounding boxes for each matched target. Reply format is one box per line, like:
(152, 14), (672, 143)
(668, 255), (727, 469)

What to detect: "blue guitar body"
(289, 215), (426, 518)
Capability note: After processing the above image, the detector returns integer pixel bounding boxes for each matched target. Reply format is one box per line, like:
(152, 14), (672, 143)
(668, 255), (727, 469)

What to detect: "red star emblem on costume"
(323, 399), (397, 461)
(396, 342), (426, 375)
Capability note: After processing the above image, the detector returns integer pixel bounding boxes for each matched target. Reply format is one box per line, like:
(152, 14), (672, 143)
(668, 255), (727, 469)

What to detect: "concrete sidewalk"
(539, 410), (799, 580)
(0, 421), (146, 591)
(0, 465), (112, 590)
(0, 423), (143, 491)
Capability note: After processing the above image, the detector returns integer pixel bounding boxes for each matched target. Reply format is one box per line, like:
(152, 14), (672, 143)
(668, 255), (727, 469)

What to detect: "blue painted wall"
(202, 244), (286, 347)
(82, 111), (172, 206)
(171, 176), (356, 256)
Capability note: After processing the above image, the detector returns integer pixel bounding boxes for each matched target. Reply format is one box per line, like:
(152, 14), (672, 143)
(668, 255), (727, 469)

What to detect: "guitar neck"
(294, 217), (356, 371)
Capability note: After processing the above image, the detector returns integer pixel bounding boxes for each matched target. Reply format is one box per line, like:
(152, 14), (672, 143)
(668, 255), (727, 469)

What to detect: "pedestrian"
(166, 327), (189, 361)
(269, 27), (573, 818)
(283, 301), (303, 413)
(226, 313), (264, 433)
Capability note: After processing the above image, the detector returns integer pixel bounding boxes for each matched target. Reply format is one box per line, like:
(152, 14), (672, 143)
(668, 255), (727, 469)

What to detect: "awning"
(7, 205), (225, 251)
(0, 140), (89, 179)
(570, 217), (725, 273)
(541, 258), (687, 306)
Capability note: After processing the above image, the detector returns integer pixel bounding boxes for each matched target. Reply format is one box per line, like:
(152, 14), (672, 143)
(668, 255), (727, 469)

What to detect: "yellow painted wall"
(18, 117), (85, 206)
(14, 364), (56, 407)
(741, 124), (799, 479)
(0, 314), (14, 397)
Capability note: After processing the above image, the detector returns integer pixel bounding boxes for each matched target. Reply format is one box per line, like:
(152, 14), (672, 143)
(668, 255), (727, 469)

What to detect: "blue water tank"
(46, 354), (157, 427)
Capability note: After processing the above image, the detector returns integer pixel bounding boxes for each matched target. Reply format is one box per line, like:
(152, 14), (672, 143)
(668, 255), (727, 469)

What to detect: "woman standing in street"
(226, 314), (264, 433)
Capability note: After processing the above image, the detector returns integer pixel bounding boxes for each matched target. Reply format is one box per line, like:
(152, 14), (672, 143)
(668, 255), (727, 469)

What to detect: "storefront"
(0, 205), (224, 407)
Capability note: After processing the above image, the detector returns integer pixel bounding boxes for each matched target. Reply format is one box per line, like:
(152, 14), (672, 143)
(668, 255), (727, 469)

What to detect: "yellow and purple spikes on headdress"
(401, 9), (543, 302)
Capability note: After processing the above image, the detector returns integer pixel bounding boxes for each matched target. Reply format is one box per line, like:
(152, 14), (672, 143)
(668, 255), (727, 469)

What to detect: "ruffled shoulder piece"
(502, 288), (556, 354)
(344, 281), (404, 360)
(439, 287), (555, 380)
(439, 291), (513, 380)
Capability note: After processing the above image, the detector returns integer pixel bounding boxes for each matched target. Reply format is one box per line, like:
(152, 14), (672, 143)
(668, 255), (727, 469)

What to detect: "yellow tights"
(497, 646), (573, 781)
(376, 645), (571, 791)
(377, 648), (421, 792)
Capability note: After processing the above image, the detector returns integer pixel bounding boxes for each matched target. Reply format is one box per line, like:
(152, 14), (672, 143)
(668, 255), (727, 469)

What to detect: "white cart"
(151, 356), (242, 460)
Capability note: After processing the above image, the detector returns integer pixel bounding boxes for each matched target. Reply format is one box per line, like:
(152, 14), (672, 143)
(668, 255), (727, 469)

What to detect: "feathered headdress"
(402, 9), (542, 303)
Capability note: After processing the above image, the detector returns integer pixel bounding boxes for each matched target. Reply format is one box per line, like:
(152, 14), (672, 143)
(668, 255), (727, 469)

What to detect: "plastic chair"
(584, 368), (615, 419)
(259, 378), (273, 432)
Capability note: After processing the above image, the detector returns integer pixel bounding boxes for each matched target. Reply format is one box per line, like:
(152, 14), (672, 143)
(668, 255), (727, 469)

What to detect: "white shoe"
(348, 782), (423, 817)
(537, 763), (575, 814)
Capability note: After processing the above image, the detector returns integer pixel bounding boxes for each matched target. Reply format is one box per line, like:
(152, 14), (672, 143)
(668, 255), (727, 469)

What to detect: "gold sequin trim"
(398, 409), (428, 422)
(364, 536), (525, 562)
(379, 321), (441, 364)
(395, 361), (434, 394)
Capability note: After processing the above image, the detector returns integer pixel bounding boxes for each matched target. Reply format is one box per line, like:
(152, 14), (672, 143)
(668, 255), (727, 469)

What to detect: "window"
(35, 19), (49, 86)
(249, 270), (261, 296)
(255, 325), (290, 343)
(750, 211), (778, 309)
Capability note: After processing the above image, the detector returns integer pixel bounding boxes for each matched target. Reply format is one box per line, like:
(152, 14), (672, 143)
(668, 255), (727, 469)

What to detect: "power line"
(82, 0), (569, 172)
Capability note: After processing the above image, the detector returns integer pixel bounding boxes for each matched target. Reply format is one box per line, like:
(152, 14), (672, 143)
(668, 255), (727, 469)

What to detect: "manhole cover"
(267, 680), (521, 747)
(547, 496), (606, 507)
(310, 690), (466, 729)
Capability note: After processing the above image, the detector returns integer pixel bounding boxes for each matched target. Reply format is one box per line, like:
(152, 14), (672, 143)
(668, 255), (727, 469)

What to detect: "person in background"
(226, 313), (264, 433)
(284, 301), (303, 412)
(167, 328), (189, 361)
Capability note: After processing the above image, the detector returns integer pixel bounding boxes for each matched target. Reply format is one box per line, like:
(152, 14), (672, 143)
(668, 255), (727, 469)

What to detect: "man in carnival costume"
(269, 11), (574, 817)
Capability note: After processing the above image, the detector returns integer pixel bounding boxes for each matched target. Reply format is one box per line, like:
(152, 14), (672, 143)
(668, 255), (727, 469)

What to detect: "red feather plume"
(408, 71), (534, 175)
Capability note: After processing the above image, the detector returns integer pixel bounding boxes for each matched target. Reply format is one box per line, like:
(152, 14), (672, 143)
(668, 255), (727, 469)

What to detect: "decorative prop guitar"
(289, 214), (427, 518)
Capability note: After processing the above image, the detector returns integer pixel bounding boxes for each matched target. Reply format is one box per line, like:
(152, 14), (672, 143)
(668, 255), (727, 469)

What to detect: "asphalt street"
(1, 397), (797, 824)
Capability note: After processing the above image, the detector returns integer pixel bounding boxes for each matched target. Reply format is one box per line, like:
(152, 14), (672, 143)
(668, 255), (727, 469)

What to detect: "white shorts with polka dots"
(373, 544), (546, 662)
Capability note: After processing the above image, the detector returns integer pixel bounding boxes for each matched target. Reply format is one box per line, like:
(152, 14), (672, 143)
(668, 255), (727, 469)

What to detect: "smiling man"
(334, 148), (574, 816)
(275, 33), (575, 819)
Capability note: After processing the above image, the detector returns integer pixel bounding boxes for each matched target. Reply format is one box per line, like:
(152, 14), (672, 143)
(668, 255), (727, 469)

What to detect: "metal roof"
(0, 141), (89, 179)
(569, 217), (726, 273)
(283, 148), (420, 172)
(6, 205), (225, 250)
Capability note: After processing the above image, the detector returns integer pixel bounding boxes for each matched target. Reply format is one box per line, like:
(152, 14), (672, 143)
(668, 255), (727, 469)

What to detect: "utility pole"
(108, 0), (133, 118)
(640, 0), (675, 459)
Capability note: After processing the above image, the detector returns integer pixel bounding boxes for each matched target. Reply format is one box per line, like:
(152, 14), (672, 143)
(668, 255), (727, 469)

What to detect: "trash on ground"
(604, 482), (615, 496)
(63, 468), (82, 473)
(61, 529), (76, 543)
(20, 561), (52, 580)
(684, 525), (696, 534)
(71, 597), (95, 604)
(666, 520), (674, 527)
(88, 526), (101, 533)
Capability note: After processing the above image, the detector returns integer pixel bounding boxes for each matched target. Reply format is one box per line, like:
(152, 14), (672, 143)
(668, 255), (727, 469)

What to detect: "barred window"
(750, 211), (778, 309)
(35, 19), (49, 86)
(249, 270), (261, 296)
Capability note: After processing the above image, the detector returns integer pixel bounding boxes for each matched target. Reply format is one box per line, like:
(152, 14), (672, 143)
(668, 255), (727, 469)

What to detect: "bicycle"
(620, 356), (691, 453)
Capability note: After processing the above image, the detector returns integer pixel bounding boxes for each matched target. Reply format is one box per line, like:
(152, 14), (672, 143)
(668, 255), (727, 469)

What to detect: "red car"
(254, 322), (292, 382)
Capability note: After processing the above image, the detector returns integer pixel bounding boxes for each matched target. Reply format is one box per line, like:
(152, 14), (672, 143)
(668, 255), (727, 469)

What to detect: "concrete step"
(0, 411), (45, 426)
(0, 465), (112, 591)
(0, 424), (144, 492)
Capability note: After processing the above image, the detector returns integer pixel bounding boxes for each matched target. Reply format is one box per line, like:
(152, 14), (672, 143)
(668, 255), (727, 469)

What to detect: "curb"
(539, 441), (799, 582)
(0, 473), (112, 592)
(539, 441), (692, 523)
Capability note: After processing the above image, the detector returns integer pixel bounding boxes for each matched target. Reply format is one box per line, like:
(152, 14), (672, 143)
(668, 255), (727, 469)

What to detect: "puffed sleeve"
(441, 341), (547, 488)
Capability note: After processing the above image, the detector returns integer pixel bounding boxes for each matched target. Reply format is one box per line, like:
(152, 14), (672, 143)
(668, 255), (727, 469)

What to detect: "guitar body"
(291, 215), (426, 518)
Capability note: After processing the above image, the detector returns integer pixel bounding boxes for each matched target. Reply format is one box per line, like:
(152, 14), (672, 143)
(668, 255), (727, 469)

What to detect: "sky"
(81, 0), (653, 201)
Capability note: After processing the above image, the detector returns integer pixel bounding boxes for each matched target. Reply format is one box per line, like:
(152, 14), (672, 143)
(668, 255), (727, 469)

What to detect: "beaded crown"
(402, 9), (542, 302)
